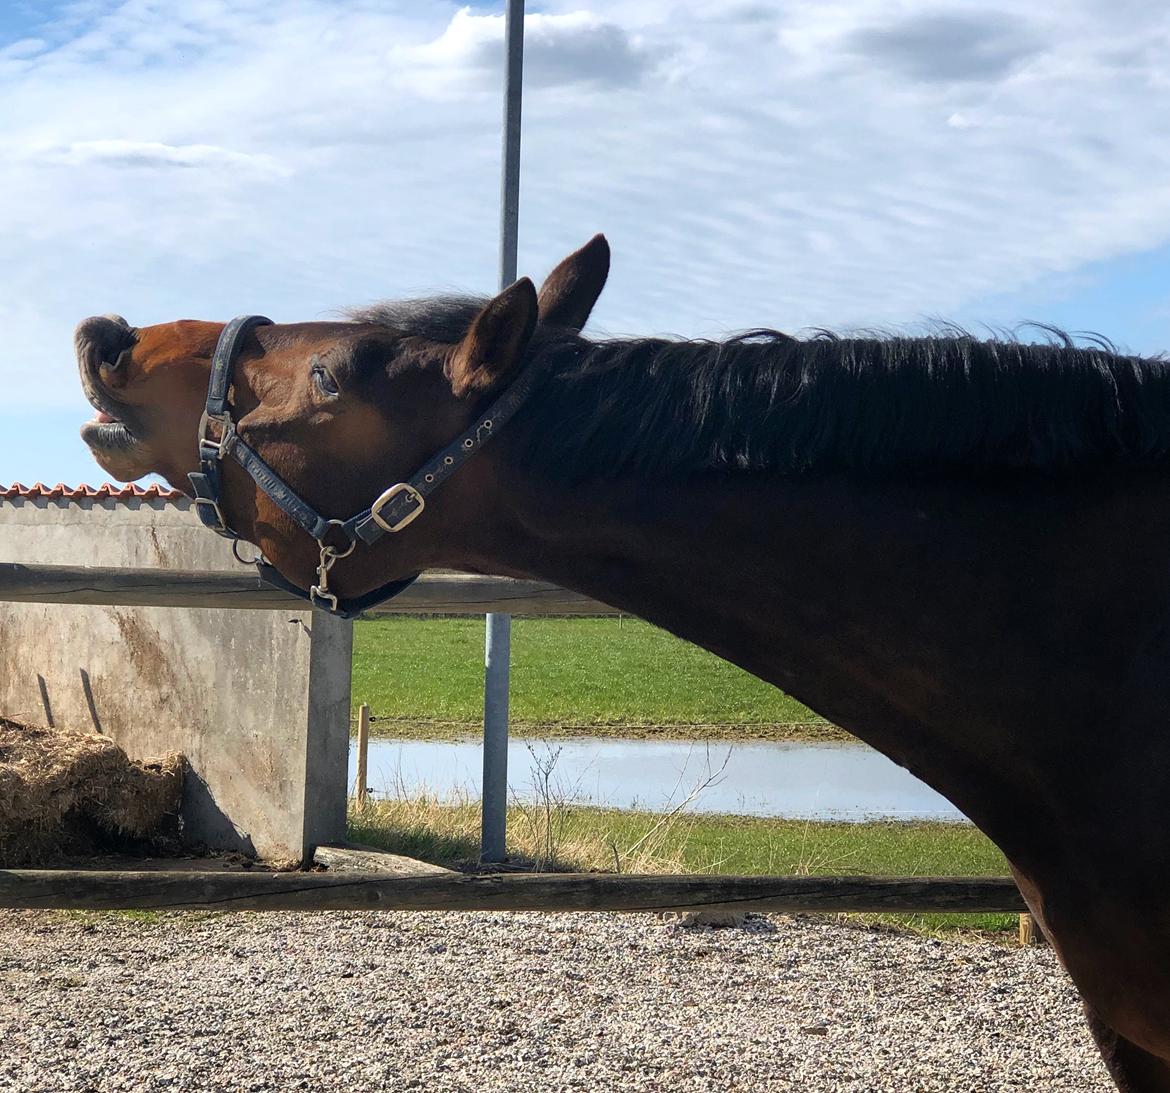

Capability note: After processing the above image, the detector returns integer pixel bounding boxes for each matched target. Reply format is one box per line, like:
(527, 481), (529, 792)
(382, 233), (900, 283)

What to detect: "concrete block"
(0, 493), (350, 862)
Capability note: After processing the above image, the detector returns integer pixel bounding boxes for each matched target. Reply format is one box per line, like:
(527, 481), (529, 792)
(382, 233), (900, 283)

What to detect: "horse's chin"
(79, 420), (156, 482)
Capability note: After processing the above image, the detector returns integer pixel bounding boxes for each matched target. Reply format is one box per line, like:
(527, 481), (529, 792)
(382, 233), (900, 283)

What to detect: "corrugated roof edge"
(0, 482), (186, 501)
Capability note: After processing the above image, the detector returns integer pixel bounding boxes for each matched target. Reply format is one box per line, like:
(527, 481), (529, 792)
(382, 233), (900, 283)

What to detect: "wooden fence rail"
(0, 563), (616, 616)
(0, 870), (1026, 914)
(1, 562), (1028, 928)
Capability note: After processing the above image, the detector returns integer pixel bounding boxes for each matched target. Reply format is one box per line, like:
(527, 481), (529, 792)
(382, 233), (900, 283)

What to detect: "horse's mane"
(351, 298), (1170, 482)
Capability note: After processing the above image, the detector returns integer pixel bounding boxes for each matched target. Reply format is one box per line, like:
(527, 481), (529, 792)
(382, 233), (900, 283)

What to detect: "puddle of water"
(350, 736), (967, 822)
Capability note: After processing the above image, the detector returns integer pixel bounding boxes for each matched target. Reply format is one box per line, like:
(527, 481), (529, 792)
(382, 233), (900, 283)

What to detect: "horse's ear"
(537, 233), (610, 332)
(447, 277), (539, 397)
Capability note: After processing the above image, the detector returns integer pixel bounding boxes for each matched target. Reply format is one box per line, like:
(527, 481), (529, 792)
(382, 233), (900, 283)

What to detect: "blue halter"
(187, 315), (543, 617)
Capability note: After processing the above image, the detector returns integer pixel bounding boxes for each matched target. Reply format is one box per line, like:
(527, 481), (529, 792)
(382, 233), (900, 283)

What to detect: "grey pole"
(498, 0), (525, 291)
(481, 0), (525, 864)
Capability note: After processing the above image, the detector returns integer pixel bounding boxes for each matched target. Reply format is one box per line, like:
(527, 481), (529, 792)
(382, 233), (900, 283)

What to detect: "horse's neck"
(488, 473), (972, 728)
(453, 464), (1170, 860)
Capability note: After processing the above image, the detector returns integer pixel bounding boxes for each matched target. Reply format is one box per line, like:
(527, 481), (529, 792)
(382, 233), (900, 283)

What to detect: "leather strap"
(189, 315), (274, 537)
(187, 314), (543, 616)
(345, 357), (546, 545)
(255, 560), (419, 621)
(208, 315), (270, 418)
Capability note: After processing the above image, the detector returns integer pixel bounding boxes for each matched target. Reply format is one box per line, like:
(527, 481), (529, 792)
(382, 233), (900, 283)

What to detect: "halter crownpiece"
(187, 314), (544, 617)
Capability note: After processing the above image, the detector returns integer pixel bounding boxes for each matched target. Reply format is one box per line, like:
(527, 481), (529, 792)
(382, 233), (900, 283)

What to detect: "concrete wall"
(0, 493), (352, 863)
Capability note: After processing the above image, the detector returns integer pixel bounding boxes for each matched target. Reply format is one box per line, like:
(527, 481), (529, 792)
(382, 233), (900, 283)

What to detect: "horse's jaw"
(79, 416), (155, 481)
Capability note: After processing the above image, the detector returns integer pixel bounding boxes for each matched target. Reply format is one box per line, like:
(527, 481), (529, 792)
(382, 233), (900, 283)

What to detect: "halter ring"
(319, 520), (357, 560)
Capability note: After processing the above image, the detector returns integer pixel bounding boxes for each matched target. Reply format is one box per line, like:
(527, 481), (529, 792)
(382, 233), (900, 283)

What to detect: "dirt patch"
(111, 610), (181, 696)
(0, 717), (185, 866)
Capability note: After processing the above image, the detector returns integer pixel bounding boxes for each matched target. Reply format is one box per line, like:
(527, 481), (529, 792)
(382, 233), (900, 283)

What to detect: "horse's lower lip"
(80, 418), (135, 451)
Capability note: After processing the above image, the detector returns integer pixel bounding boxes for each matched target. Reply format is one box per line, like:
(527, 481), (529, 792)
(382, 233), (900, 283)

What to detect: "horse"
(75, 235), (1170, 1090)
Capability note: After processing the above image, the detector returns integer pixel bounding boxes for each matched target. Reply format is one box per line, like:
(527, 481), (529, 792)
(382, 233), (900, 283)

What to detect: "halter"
(187, 314), (543, 618)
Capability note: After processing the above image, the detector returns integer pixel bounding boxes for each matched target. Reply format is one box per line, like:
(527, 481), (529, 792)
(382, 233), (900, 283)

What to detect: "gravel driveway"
(0, 909), (1109, 1092)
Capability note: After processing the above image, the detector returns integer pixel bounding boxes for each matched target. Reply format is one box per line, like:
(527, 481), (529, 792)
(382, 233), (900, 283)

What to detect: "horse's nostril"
(98, 349), (132, 388)
(75, 316), (135, 378)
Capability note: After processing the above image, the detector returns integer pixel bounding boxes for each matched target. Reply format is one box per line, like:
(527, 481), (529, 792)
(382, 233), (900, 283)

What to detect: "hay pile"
(0, 717), (185, 866)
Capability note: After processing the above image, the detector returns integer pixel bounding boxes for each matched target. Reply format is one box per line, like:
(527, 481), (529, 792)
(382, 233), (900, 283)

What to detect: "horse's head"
(76, 234), (610, 594)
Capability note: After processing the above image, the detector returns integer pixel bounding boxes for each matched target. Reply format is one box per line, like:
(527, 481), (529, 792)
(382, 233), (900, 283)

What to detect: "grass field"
(349, 624), (1010, 937)
(352, 616), (842, 741)
(350, 799), (1014, 935)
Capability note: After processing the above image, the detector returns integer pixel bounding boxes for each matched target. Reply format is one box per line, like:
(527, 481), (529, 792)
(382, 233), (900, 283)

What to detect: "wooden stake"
(355, 703), (370, 806)
(1019, 912), (1035, 946)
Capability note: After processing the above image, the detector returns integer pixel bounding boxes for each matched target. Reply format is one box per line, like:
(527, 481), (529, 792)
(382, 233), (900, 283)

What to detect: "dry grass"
(0, 717), (185, 866)
(349, 793), (706, 875)
(350, 739), (731, 874)
(348, 787), (1017, 936)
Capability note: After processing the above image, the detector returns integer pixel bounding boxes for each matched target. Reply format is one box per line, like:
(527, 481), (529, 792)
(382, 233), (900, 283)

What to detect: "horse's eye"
(312, 362), (340, 398)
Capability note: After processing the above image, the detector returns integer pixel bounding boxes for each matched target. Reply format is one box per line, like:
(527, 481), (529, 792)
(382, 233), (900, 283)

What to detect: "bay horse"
(76, 235), (1170, 1089)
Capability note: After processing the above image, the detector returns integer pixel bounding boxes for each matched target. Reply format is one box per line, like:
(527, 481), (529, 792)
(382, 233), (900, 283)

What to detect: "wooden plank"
(0, 562), (289, 609)
(1018, 912), (1048, 946)
(0, 563), (616, 616)
(312, 844), (454, 877)
(354, 705), (370, 806)
(0, 870), (1026, 913)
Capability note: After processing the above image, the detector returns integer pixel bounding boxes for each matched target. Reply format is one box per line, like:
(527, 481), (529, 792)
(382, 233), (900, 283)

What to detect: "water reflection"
(349, 737), (967, 822)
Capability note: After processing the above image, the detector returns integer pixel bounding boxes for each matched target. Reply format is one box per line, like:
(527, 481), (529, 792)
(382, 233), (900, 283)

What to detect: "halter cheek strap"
(187, 314), (543, 618)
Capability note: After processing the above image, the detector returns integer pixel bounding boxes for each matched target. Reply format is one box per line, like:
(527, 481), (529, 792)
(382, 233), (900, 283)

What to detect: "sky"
(3, 0), (1170, 486)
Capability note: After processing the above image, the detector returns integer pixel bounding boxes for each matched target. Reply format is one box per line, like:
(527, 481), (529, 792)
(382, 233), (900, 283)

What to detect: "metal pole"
(481, 612), (511, 861)
(498, 0), (524, 292)
(481, 0), (525, 864)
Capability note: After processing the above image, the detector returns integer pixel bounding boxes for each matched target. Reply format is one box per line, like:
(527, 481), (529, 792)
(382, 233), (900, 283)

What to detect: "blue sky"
(3, 0), (1170, 487)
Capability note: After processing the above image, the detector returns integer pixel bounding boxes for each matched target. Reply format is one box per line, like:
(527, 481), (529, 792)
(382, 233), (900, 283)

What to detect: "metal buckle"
(369, 483), (426, 533)
(192, 495), (230, 533)
(196, 411), (233, 459)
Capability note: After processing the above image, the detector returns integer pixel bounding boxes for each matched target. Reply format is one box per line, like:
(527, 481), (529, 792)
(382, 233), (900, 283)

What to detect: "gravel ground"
(0, 910), (1109, 1092)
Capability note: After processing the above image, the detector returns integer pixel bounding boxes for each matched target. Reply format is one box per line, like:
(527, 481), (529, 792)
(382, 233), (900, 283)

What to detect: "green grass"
(350, 619), (1013, 936)
(349, 800), (1015, 936)
(352, 617), (839, 741)
(53, 909), (165, 927)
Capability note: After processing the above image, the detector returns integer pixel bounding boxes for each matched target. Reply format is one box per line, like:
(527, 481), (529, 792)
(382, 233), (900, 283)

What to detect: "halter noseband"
(187, 314), (543, 618)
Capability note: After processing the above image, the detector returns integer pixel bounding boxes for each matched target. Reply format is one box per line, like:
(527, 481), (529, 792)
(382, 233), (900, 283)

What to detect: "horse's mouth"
(81, 408), (137, 453)
(78, 386), (153, 481)
(78, 405), (154, 482)
(75, 314), (150, 471)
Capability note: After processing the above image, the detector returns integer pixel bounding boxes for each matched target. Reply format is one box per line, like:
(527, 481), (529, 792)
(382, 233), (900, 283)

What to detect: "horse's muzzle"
(75, 315), (141, 453)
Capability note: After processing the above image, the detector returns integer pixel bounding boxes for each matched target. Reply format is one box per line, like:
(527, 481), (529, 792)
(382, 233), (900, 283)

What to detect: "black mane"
(521, 327), (1170, 482)
(354, 298), (1170, 482)
(348, 297), (488, 343)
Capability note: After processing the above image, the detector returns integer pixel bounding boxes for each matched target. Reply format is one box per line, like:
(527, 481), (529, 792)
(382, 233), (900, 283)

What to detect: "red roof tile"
(0, 482), (185, 501)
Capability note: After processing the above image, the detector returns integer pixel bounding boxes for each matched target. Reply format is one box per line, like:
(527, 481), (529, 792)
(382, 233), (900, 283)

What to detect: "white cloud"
(399, 7), (656, 95)
(1, 0), (1169, 419)
(24, 139), (288, 173)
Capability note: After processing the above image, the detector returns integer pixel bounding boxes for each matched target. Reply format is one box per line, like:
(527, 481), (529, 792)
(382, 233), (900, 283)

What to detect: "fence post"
(481, 0), (525, 864)
(1018, 912), (1047, 946)
(355, 703), (370, 807)
(481, 613), (511, 862)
